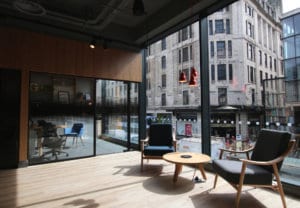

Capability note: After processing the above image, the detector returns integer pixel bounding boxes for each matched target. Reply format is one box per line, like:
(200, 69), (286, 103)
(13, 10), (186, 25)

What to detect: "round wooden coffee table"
(163, 152), (211, 182)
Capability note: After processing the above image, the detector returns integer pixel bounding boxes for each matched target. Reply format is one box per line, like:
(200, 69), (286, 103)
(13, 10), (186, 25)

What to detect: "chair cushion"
(251, 129), (291, 172)
(213, 159), (273, 185)
(144, 146), (174, 156)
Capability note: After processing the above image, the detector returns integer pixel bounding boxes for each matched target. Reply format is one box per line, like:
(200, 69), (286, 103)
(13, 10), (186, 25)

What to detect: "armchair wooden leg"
(141, 157), (144, 172)
(273, 164), (287, 208)
(213, 174), (218, 188)
(236, 163), (246, 208)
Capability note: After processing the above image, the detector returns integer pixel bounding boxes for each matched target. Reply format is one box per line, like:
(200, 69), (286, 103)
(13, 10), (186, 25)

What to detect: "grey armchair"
(212, 129), (295, 208)
(140, 123), (176, 171)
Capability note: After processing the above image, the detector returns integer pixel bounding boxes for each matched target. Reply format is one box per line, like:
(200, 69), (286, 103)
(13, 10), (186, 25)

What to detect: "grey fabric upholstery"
(213, 160), (273, 185)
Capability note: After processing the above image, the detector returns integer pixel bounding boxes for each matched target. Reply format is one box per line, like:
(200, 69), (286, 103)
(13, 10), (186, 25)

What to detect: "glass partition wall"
(28, 73), (139, 164)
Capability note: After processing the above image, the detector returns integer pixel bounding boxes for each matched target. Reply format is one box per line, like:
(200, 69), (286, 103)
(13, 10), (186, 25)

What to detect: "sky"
(282, 0), (300, 13)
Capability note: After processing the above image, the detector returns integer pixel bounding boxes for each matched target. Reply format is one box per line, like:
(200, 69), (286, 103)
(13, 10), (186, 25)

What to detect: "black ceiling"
(0, 0), (237, 50)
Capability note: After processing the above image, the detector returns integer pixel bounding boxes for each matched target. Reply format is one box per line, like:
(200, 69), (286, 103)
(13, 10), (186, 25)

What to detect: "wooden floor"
(0, 151), (299, 208)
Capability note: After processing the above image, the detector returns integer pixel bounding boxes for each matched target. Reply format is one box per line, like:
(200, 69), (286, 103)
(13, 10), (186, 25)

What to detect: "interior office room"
(0, 0), (299, 207)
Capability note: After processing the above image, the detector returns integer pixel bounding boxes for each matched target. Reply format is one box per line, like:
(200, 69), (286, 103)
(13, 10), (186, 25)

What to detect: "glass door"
(95, 80), (130, 155)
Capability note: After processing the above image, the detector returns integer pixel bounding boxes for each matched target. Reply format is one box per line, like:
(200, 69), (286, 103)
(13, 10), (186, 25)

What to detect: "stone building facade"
(146, 0), (283, 140)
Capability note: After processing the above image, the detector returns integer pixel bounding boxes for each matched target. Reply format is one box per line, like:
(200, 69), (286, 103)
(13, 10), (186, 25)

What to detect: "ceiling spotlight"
(133, 0), (146, 16)
(89, 40), (96, 49)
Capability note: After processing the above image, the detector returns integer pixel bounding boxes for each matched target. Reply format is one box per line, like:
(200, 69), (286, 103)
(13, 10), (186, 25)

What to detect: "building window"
(209, 20), (213, 35)
(228, 40), (232, 57)
(182, 27), (188, 41)
(218, 88), (227, 105)
(162, 74), (166, 88)
(265, 53), (268, 67)
(183, 90), (189, 105)
(189, 25), (193, 38)
(274, 58), (277, 72)
(251, 89), (255, 105)
(259, 50), (262, 65)
(178, 25), (192, 42)
(210, 41), (214, 57)
(161, 56), (166, 69)
(248, 66), (256, 83)
(215, 19), (224, 33)
(246, 21), (254, 38)
(229, 64), (233, 81)
(247, 43), (255, 61)
(190, 45), (193, 60)
(269, 56), (272, 70)
(182, 47), (189, 62)
(245, 4), (253, 17)
(161, 93), (166, 106)
(217, 64), (226, 81)
(217, 41), (226, 58)
(161, 38), (166, 50)
(211, 65), (215, 81)
(260, 70), (263, 86)
(226, 19), (230, 34)
(146, 78), (151, 90)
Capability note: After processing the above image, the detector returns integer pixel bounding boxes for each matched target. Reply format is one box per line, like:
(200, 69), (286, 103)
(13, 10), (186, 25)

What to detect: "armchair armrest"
(172, 138), (177, 151)
(218, 145), (254, 159)
(140, 138), (149, 151)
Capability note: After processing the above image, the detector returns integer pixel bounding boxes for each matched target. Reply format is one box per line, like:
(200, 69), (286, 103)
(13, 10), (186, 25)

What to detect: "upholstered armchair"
(141, 123), (176, 171)
(212, 129), (295, 208)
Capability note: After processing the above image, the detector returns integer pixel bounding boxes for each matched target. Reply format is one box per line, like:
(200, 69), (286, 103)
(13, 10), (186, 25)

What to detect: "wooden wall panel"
(0, 26), (142, 163)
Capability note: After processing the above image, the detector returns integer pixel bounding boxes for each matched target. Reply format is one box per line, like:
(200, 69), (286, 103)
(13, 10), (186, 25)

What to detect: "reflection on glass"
(28, 72), (94, 164)
(95, 80), (139, 155)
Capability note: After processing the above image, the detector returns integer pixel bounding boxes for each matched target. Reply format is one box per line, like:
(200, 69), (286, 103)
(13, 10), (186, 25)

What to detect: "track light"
(89, 39), (96, 49)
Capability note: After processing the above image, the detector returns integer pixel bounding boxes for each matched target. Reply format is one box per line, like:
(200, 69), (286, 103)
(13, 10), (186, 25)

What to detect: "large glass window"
(283, 37), (295, 59)
(295, 14), (300, 35)
(95, 80), (139, 155)
(284, 59), (297, 80)
(283, 16), (294, 38)
(295, 35), (300, 57)
(28, 73), (139, 164)
(28, 73), (94, 164)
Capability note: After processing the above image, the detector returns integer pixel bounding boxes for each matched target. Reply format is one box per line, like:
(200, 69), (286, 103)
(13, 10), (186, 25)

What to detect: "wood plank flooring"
(0, 151), (299, 208)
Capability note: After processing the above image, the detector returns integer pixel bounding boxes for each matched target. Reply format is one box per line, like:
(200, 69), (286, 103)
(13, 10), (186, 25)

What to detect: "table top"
(163, 152), (211, 165)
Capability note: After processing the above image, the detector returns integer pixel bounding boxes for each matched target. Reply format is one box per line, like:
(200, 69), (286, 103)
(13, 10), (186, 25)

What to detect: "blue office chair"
(63, 123), (84, 146)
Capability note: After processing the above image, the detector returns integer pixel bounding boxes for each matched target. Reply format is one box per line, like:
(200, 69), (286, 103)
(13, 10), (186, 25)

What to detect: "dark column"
(139, 49), (147, 149)
(199, 17), (211, 156)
